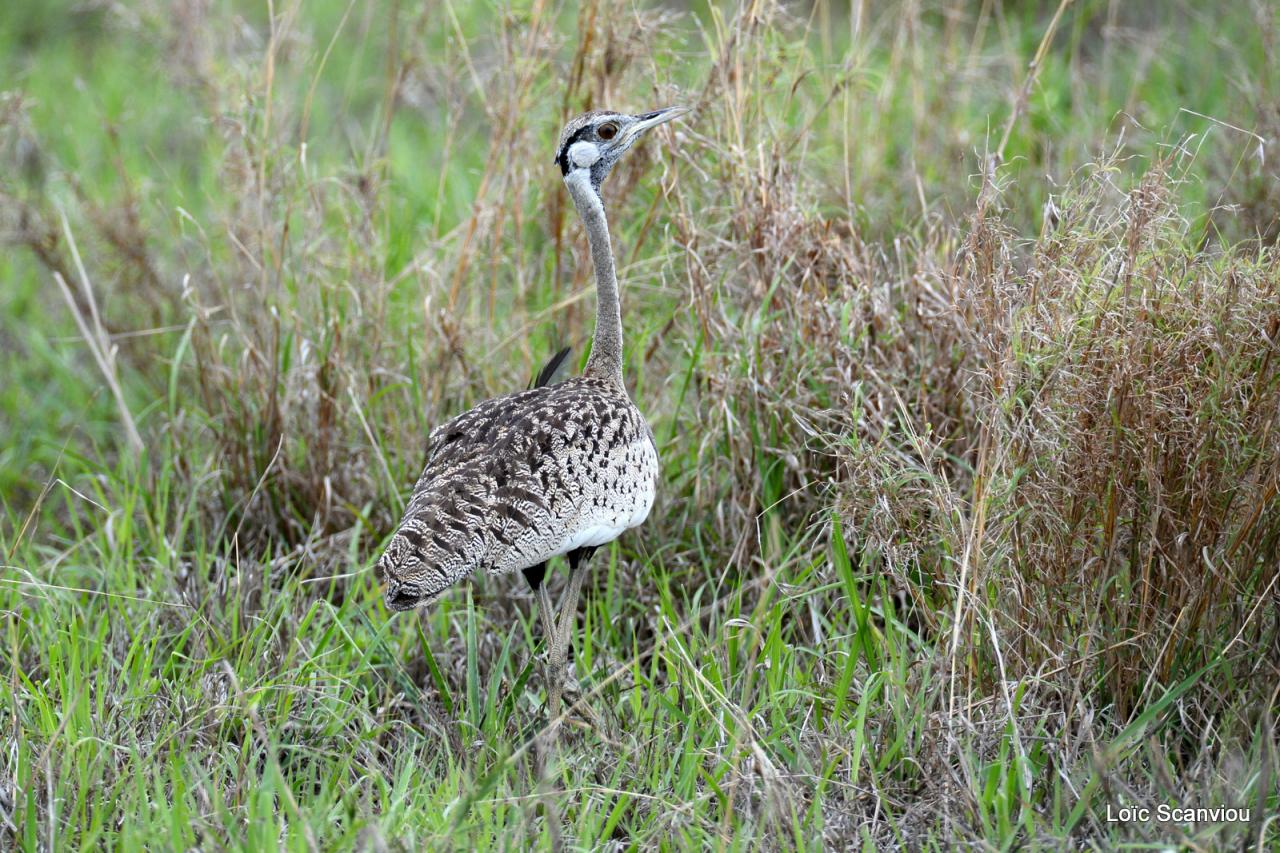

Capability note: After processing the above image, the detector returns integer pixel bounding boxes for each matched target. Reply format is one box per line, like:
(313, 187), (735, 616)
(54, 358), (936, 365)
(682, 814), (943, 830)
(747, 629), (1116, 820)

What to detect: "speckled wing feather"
(376, 375), (658, 606)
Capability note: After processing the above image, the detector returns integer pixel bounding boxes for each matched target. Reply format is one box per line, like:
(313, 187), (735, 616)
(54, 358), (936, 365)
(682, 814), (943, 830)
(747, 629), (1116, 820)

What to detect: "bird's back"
(377, 374), (658, 604)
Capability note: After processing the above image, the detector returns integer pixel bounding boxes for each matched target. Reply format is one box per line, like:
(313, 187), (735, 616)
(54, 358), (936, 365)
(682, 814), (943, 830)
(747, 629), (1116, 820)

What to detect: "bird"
(377, 106), (686, 730)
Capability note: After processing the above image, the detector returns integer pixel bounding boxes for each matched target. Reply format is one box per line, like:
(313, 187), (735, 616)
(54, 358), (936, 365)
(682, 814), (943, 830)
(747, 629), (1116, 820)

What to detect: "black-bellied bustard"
(377, 107), (685, 732)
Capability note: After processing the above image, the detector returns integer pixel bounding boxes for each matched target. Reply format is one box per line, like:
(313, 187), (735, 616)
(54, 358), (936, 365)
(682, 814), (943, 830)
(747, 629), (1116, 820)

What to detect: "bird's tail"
(530, 346), (572, 389)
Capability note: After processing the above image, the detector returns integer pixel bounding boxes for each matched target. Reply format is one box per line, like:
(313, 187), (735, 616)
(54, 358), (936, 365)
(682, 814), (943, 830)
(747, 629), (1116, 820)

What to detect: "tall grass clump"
(2, 0), (1278, 848)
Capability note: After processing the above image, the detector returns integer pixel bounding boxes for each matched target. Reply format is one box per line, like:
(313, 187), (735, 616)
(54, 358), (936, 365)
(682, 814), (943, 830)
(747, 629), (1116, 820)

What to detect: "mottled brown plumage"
(377, 106), (685, 733)
(378, 374), (657, 609)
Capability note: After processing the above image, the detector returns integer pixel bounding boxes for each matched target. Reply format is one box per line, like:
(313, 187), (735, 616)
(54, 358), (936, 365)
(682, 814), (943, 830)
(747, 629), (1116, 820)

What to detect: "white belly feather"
(546, 436), (657, 558)
(492, 436), (658, 572)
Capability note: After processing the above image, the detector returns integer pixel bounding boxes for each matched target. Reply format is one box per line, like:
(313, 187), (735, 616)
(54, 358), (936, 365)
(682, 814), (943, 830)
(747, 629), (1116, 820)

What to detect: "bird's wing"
(400, 377), (654, 578)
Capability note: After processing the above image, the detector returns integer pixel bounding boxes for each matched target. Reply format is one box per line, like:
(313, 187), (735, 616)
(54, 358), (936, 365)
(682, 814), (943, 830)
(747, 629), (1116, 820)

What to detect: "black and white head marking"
(554, 108), (688, 192)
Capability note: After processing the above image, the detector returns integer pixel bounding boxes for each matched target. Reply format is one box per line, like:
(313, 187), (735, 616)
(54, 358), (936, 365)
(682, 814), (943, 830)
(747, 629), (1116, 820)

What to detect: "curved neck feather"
(564, 170), (624, 387)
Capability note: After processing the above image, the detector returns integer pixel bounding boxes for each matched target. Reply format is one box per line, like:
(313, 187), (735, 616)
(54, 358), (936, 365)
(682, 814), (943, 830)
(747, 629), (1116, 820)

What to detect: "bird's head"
(377, 540), (435, 612)
(554, 107), (688, 192)
(376, 518), (474, 612)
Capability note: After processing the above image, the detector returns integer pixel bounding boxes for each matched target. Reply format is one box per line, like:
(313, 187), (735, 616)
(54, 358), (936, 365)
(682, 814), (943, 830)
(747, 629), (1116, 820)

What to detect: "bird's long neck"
(565, 171), (624, 387)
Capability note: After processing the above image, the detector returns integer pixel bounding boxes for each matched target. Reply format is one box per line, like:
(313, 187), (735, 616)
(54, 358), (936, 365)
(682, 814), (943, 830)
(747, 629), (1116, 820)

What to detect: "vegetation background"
(2, 0), (1278, 848)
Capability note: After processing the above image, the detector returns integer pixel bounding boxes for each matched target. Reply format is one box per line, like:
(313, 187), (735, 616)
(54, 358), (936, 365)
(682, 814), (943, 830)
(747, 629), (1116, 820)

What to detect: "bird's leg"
(523, 561), (561, 784)
(545, 547), (595, 738)
(536, 585), (557, 650)
(521, 562), (556, 650)
(522, 561), (560, 740)
(533, 584), (560, 725)
(552, 549), (592, 668)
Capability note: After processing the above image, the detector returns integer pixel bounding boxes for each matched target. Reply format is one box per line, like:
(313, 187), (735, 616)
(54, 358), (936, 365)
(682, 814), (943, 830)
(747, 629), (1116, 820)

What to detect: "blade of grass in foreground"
(1064, 658), (1222, 834)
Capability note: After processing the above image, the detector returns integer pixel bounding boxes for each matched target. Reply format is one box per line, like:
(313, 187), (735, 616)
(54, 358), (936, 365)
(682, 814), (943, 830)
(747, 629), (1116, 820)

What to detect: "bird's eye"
(597, 122), (619, 140)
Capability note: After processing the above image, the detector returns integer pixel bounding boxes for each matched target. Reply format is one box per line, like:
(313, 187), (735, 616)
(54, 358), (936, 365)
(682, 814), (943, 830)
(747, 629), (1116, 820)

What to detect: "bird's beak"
(622, 106), (690, 144)
(384, 580), (421, 611)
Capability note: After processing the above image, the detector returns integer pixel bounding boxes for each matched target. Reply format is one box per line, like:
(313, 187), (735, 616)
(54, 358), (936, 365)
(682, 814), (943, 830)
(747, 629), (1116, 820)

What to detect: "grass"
(2, 0), (1279, 848)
